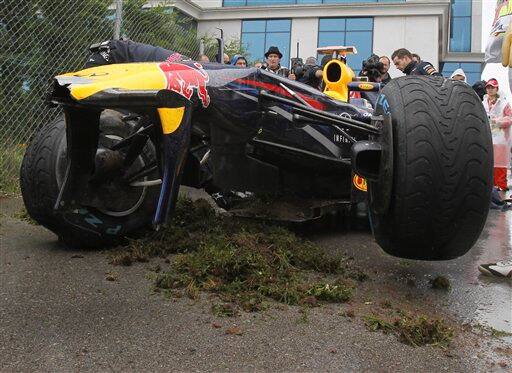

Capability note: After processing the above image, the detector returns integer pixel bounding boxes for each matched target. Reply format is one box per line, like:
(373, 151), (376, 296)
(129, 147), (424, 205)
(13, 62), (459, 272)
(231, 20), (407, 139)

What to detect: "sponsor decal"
(376, 94), (390, 114)
(339, 112), (352, 119)
(158, 62), (210, 108)
(425, 66), (436, 75)
(358, 83), (374, 90)
(166, 52), (183, 63)
(353, 174), (367, 192)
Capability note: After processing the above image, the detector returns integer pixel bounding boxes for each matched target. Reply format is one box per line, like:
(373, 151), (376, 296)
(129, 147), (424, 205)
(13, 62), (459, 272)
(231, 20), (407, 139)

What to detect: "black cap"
(264, 46), (283, 59)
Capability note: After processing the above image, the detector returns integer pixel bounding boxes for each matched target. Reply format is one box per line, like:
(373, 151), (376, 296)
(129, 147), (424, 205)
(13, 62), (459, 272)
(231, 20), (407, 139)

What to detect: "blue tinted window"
(449, 0), (471, 52)
(346, 18), (373, 31)
(223, 0), (246, 5)
(243, 20), (266, 32)
(451, 0), (471, 17)
(319, 18), (345, 31)
(345, 31), (373, 70)
(242, 19), (291, 67)
(318, 32), (345, 47)
(318, 17), (373, 74)
(243, 33), (266, 63)
(247, 0), (294, 4)
(267, 19), (291, 32)
(441, 62), (482, 85)
(460, 62), (481, 72)
(450, 17), (471, 52)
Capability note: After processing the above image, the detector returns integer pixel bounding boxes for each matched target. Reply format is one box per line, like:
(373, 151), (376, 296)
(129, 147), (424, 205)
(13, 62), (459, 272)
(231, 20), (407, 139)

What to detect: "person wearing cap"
(263, 46), (295, 80)
(483, 78), (512, 191)
(230, 55), (247, 67)
(450, 68), (467, 82)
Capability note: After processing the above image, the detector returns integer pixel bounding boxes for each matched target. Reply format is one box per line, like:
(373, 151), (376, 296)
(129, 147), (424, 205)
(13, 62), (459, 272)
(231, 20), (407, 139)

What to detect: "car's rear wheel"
(369, 76), (493, 260)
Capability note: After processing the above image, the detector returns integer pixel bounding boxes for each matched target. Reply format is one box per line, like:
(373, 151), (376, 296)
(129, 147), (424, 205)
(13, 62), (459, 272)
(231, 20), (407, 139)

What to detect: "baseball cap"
(486, 78), (499, 88)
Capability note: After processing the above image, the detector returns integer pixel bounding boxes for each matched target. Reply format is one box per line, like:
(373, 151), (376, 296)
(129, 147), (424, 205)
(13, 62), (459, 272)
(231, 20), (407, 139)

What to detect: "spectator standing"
(297, 56), (323, 89)
(379, 56), (392, 85)
(391, 48), (442, 76)
(450, 68), (467, 82)
(253, 60), (263, 68)
(198, 54), (210, 63)
(223, 53), (230, 64)
(231, 55), (247, 67)
(472, 80), (487, 101)
(263, 46), (295, 80)
(412, 53), (421, 63)
(483, 78), (512, 190)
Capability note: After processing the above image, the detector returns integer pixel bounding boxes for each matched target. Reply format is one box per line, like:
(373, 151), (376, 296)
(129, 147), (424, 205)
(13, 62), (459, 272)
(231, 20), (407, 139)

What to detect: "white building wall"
(373, 15), (439, 77)
(471, 0), (482, 53)
(191, 0), (222, 8)
(197, 19), (241, 41)
(290, 18), (318, 61)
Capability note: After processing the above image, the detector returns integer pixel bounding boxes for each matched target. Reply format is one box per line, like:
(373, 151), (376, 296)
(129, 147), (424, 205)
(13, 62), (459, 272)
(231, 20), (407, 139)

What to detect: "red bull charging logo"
(158, 62), (210, 108)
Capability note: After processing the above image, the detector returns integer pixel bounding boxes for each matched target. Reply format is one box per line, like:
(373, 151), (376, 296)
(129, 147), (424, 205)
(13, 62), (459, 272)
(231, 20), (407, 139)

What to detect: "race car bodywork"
(21, 45), (493, 261)
(50, 60), (383, 223)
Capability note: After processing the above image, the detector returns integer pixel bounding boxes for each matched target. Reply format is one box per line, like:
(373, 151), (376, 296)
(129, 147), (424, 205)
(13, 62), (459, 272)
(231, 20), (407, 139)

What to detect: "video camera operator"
(354, 54), (383, 107)
(360, 54), (384, 83)
(292, 56), (323, 90)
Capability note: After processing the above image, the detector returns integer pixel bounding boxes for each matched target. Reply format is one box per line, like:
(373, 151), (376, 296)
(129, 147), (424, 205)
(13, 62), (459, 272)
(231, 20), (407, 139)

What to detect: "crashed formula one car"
(20, 40), (493, 260)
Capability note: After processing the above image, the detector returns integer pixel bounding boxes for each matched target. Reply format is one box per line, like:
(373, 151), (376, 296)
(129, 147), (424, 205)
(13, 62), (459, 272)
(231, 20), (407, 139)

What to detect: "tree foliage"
(0, 0), (200, 141)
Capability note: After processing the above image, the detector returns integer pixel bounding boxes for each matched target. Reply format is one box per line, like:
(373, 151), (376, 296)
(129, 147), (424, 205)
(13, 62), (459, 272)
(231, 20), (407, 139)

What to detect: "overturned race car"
(20, 40), (493, 260)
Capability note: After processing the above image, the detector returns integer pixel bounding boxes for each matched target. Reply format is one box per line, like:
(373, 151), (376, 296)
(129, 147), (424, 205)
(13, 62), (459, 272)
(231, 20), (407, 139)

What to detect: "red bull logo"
(158, 62), (210, 108)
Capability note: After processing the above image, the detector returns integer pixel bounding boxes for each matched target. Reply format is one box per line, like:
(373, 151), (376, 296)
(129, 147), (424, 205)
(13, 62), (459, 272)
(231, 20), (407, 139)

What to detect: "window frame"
(448, 0), (472, 52)
(241, 18), (292, 67)
(317, 16), (374, 74)
(224, 0), (404, 5)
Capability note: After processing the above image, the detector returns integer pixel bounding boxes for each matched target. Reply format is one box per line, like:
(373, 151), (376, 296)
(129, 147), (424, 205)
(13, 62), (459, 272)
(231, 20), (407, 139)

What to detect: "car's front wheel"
(20, 110), (161, 248)
(369, 76), (493, 260)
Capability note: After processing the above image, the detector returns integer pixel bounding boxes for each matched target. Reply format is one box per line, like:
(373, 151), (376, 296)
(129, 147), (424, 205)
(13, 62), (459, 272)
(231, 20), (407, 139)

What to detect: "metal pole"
(114, 0), (123, 39)
(199, 39), (204, 55)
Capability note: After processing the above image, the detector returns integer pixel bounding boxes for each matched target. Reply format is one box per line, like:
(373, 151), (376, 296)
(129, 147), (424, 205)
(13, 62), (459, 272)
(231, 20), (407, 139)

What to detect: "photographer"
(293, 56), (323, 90)
(354, 54), (384, 107)
(360, 54), (384, 83)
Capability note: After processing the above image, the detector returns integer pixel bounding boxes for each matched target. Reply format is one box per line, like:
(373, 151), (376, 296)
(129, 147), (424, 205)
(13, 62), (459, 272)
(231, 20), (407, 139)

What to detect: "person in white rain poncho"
(479, 0), (512, 279)
(483, 78), (512, 190)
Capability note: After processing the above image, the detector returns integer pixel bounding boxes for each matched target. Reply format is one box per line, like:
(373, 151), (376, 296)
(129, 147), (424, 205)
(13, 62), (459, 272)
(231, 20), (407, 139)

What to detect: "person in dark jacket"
(379, 55), (392, 85)
(85, 39), (184, 67)
(391, 48), (442, 76)
(263, 46), (295, 80)
(472, 80), (487, 101)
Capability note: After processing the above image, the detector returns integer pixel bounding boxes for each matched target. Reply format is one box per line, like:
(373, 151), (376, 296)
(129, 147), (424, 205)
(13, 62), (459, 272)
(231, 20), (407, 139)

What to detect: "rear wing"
(317, 46), (358, 59)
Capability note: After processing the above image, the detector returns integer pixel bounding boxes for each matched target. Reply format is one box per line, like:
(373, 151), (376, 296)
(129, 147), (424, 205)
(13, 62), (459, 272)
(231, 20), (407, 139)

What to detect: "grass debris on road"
(112, 197), (359, 312)
(364, 311), (454, 348)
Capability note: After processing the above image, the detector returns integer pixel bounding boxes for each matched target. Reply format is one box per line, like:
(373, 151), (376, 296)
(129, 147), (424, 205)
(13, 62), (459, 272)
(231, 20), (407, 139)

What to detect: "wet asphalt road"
(1, 194), (511, 372)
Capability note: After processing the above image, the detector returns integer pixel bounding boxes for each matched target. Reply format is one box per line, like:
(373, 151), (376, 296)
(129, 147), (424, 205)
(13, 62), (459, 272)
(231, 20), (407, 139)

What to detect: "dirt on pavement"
(1, 195), (511, 372)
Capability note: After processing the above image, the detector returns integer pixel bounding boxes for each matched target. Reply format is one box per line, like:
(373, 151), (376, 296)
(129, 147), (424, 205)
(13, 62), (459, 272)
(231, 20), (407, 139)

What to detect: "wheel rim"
(55, 133), (149, 217)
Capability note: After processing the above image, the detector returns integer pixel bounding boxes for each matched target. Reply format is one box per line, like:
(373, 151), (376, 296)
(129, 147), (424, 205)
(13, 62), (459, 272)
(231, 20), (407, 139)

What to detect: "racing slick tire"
(370, 76), (493, 260)
(20, 110), (160, 248)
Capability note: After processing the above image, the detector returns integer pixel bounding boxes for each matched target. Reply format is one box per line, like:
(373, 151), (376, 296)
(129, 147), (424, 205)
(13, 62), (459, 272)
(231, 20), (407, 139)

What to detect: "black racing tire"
(20, 110), (160, 248)
(369, 76), (493, 260)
